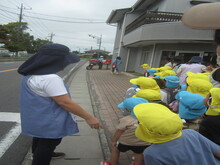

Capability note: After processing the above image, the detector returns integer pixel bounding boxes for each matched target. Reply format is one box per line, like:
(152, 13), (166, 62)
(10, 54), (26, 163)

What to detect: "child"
(100, 97), (150, 165)
(134, 103), (220, 165)
(199, 88), (220, 145)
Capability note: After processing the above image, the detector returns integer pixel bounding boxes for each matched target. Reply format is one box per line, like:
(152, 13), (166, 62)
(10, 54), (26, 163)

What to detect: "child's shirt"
(117, 116), (150, 146)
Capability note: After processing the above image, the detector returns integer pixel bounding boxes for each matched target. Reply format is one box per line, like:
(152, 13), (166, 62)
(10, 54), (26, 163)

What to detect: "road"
(0, 60), (86, 165)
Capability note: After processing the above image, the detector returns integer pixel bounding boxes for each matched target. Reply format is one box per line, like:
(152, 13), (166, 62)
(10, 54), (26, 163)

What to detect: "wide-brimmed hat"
(18, 43), (80, 75)
(118, 97), (148, 118)
(182, 2), (220, 29)
(134, 103), (183, 143)
(130, 77), (160, 90)
(175, 91), (207, 120)
(188, 56), (202, 63)
(205, 88), (220, 116)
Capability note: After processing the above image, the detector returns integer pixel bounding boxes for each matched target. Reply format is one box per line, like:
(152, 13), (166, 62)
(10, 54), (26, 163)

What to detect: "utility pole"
(48, 33), (55, 42)
(88, 34), (102, 58)
(19, 3), (23, 23)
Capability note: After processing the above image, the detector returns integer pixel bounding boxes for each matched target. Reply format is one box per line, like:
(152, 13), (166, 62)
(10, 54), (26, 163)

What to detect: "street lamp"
(88, 34), (102, 58)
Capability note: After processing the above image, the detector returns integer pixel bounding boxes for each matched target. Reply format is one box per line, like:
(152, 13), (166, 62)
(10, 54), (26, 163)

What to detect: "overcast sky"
(0, 0), (138, 53)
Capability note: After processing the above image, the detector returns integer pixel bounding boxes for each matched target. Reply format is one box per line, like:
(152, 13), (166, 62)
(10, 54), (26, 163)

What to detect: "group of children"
(101, 56), (220, 165)
(101, 45), (220, 165)
(100, 2), (220, 164)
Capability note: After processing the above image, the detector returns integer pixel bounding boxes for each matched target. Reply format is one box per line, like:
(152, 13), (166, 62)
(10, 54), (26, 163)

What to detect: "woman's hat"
(18, 43), (80, 75)
(130, 77), (160, 90)
(134, 103), (183, 143)
(117, 97), (148, 118)
(175, 91), (207, 120)
(205, 88), (220, 116)
(182, 2), (220, 29)
(188, 56), (202, 63)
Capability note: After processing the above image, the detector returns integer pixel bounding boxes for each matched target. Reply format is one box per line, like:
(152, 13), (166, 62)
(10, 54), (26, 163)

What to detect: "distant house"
(106, 0), (218, 74)
(0, 48), (9, 54)
(81, 49), (110, 58)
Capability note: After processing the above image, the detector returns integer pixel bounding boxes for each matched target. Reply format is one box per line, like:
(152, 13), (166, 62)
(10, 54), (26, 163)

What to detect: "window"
(140, 48), (150, 65)
(160, 51), (176, 66)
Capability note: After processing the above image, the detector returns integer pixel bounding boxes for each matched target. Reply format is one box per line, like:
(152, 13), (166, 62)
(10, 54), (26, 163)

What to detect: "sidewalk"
(23, 63), (137, 165)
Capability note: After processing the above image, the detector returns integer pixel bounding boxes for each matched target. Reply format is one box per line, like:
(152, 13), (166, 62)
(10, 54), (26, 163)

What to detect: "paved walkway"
(22, 63), (137, 165)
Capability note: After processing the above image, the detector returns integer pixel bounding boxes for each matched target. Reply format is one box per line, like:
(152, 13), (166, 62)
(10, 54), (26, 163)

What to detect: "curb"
(86, 70), (111, 160)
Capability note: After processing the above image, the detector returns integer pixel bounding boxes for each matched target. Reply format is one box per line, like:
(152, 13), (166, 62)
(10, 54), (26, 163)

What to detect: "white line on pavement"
(0, 112), (21, 158)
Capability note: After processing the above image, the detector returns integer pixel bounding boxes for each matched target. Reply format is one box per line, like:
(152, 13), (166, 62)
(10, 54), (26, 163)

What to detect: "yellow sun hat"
(141, 64), (150, 69)
(134, 89), (161, 101)
(155, 70), (176, 77)
(205, 88), (220, 116)
(134, 103), (183, 143)
(157, 66), (172, 72)
(130, 77), (160, 90)
(186, 72), (210, 83)
(187, 79), (213, 97)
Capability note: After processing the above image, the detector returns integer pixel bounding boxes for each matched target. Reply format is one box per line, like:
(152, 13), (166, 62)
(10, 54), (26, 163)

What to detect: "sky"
(0, 0), (138, 53)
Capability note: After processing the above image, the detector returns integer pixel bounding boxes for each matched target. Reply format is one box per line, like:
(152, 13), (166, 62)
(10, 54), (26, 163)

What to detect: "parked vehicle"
(86, 58), (112, 70)
(86, 58), (99, 70)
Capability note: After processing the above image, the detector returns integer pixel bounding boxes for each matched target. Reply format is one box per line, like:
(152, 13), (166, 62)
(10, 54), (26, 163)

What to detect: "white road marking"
(62, 63), (79, 81)
(0, 112), (21, 158)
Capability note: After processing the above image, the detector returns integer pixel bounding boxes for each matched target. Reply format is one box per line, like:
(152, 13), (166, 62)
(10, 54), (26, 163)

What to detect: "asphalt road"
(0, 60), (86, 165)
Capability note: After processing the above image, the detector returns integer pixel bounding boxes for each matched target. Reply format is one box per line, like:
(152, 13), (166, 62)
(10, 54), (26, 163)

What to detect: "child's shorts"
(116, 142), (149, 154)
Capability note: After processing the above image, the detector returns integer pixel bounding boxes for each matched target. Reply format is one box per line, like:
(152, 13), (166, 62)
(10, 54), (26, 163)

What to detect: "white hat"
(182, 2), (220, 29)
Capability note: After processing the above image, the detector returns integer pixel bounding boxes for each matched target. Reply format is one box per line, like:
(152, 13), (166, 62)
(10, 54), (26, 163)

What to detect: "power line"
(23, 14), (105, 24)
(0, 7), (105, 24)
(24, 10), (104, 21)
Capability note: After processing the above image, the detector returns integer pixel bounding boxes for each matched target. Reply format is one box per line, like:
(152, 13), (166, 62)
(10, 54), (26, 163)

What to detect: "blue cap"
(147, 69), (157, 76)
(118, 97), (148, 118)
(175, 91), (207, 120)
(163, 76), (180, 88)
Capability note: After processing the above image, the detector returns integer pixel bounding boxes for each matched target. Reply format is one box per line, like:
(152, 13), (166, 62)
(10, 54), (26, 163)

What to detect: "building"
(81, 49), (110, 58)
(106, 0), (219, 74)
(0, 48), (9, 55)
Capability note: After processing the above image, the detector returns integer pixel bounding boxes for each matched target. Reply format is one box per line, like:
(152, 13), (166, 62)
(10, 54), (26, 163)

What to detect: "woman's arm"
(52, 94), (102, 129)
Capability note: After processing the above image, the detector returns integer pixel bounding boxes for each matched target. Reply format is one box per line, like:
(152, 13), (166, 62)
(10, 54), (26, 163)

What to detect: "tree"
(1, 22), (51, 54)
(3, 22), (29, 54)
(0, 25), (8, 43)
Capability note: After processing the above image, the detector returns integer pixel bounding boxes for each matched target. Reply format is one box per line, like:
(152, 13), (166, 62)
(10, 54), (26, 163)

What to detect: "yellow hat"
(141, 64), (150, 69)
(155, 70), (176, 77)
(134, 103), (183, 143)
(158, 66), (172, 71)
(187, 79), (213, 97)
(205, 88), (220, 116)
(186, 72), (210, 83)
(130, 77), (160, 90)
(134, 89), (161, 101)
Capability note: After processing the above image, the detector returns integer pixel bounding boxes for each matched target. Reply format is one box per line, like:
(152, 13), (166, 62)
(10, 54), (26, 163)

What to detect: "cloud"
(0, 0), (137, 53)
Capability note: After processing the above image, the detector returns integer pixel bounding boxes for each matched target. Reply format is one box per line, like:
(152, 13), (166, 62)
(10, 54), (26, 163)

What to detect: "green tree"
(3, 22), (29, 54)
(1, 22), (51, 54)
(0, 25), (8, 43)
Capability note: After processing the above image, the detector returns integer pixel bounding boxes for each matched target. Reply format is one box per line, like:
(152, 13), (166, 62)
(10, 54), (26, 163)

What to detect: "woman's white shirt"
(27, 74), (67, 97)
